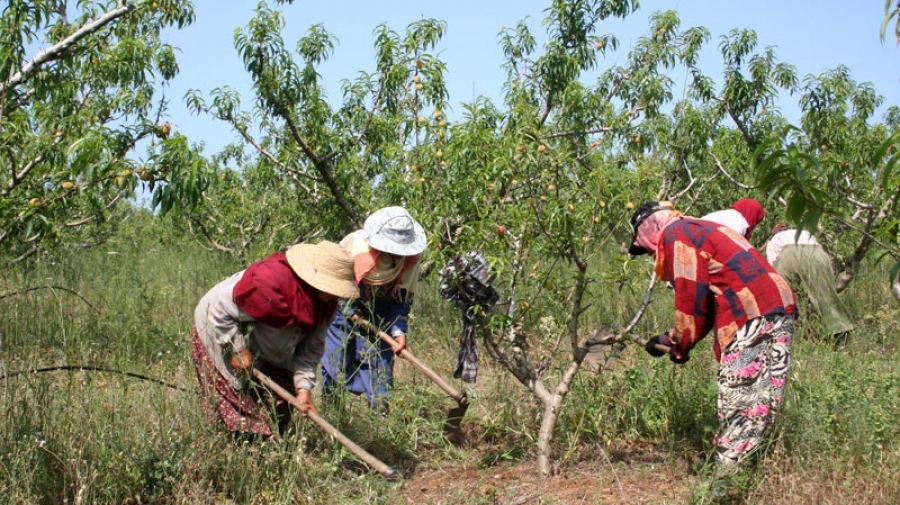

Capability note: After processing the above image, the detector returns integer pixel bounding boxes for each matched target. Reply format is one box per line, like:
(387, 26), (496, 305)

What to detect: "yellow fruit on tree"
(626, 201), (635, 209)
(416, 59), (424, 69)
(596, 40), (604, 50)
(568, 203), (575, 211)
(61, 181), (75, 190)
(435, 149), (443, 158)
(438, 120), (447, 127)
(29, 197), (42, 208)
(413, 74), (421, 83)
(547, 183), (556, 191)
(415, 83), (423, 90)
(120, 168), (133, 177)
(434, 109), (443, 118)
(537, 145), (546, 153)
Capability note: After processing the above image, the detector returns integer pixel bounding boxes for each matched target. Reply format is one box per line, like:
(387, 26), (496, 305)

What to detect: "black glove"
(644, 332), (671, 357)
(669, 349), (690, 364)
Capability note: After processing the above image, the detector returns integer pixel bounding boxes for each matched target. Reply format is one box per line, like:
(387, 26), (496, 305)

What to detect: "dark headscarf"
(232, 252), (337, 332)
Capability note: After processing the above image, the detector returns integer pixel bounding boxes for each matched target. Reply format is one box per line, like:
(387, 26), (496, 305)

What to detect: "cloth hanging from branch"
(438, 252), (498, 383)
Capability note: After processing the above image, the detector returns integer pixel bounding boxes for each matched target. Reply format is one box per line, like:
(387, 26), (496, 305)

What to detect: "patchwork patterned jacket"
(655, 218), (796, 361)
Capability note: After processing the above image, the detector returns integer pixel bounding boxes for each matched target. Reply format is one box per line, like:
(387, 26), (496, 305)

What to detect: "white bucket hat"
(285, 241), (360, 299)
(363, 206), (427, 256)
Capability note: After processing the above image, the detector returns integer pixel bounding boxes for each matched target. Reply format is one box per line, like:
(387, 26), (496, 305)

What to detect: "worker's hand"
(669, 349), (690, 364)
(295, 389), (318, 417)
(229, 348), (254, 371)
(644, 332), (673, 357)
(391, 334), (408, 355)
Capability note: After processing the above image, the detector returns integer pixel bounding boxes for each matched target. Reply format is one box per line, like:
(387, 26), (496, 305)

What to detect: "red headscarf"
(730, 199), (765, 239)
(232, 252), (337, 332)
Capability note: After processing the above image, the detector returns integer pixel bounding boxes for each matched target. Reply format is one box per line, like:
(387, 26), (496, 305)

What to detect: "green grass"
(2, 224), (900, 504)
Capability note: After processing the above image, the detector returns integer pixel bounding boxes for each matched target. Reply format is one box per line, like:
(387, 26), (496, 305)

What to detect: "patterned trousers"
(714, 314), (794, 469)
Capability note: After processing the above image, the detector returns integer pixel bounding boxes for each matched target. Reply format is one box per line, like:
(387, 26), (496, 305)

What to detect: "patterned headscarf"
(634, 209), (683, 255)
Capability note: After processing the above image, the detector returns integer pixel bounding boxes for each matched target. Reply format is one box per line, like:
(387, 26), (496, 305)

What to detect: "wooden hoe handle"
(251, 368), (398, 479)
(351, 314), (468, 406)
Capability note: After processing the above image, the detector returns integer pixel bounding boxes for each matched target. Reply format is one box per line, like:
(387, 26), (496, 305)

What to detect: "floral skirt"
(714, 313), (794, 469)
(191, 328), (293, 436)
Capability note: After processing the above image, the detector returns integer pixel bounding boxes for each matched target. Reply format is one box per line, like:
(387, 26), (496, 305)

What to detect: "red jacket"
(655, 219), (796, 361)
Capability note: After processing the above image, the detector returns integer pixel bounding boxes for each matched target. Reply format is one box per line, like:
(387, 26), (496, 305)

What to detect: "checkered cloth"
(439, 253), (498, 383)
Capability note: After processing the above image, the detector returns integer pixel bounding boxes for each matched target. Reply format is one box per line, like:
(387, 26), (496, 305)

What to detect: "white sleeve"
(194, 271), (255, 352)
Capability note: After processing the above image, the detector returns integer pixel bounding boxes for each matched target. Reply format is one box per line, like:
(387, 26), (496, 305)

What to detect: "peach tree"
(0, 0), (209, 262)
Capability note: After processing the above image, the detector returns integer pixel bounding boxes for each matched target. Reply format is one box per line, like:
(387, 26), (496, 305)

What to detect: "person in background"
(765, 222), (854, 345)
(702, 198), (767, 241)
(192, 241), (359, 436)
(321, 206), (427, 414)
(629, 201), (796, 473)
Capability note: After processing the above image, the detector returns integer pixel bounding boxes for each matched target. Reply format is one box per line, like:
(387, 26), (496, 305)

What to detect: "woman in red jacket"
(629, 201), (796, 471)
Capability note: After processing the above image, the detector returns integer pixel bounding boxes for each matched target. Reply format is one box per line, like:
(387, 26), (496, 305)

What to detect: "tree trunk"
(536, 390), (564, 476)
(535, 361), (581, 476)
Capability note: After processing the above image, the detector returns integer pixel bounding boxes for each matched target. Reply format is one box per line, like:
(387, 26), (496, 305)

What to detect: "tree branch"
(0, 2), (135, 94)
(710, 151), (757, 190)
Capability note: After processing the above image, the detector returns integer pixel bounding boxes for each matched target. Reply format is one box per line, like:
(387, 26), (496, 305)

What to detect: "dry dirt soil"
(390, 441), (699, 505)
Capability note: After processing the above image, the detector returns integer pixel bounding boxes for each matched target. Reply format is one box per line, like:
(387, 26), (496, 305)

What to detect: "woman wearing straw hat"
(191, 241), (359, 436)
(321, 206), (427, 414)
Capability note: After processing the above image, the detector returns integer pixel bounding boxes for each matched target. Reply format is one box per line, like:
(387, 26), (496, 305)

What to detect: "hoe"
(351, 314), (469, 434)
(252, 368), (398, 480)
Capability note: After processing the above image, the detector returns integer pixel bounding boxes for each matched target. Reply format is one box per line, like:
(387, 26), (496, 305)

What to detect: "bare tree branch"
(0, 2), (135, 94)
(710, 152), (757, 190)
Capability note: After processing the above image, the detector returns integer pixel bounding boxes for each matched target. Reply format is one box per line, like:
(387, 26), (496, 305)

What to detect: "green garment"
(772, 244), (854, 337)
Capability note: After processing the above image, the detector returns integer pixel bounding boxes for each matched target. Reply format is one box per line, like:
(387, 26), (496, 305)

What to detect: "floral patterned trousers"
(714, 314), (794, 469)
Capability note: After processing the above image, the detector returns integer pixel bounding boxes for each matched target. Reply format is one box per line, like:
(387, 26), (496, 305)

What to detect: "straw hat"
(363, 206), (427, 256)
(285, 241), (360, 299)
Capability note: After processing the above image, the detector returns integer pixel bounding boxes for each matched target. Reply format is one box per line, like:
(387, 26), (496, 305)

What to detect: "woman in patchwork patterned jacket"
(629, 201), (797, 471)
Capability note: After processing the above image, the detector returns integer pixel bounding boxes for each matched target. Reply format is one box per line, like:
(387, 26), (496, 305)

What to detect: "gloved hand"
(669, 349), (690, 364)
(645, 332), (672, 357)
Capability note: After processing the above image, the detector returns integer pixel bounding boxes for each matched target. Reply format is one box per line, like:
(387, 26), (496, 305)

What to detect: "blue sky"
(162, 0), (900, 155)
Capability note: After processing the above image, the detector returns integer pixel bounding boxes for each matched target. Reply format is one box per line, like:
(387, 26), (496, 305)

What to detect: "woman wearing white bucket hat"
(191, 241), (358, 436)
(320, 206), (427, 413)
